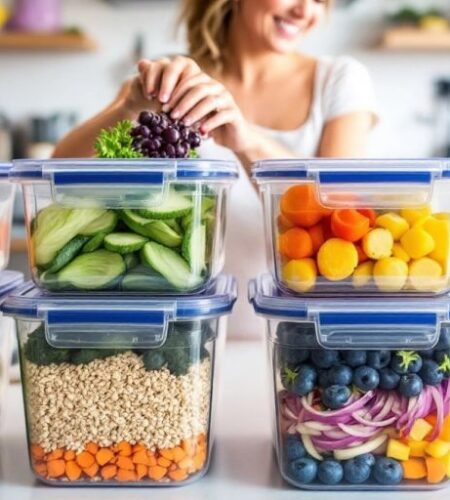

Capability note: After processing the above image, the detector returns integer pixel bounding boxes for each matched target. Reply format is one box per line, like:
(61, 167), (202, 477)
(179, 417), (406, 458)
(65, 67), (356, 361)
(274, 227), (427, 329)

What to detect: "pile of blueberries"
(278, 324), (450, 410)
(284, 435), (403, 486)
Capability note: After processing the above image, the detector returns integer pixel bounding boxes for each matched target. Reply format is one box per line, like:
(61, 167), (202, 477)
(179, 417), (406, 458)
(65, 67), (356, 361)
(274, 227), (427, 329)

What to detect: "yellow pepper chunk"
(373, 257), (408, 292)
(425, 440), (450, 459)
(362, 228), (393, 260)
(387, 438), (410, 461)
(376, 212), (409, 240)
(392, 243), (411, 263)
(400, 206), (432, 225)
(317, 238), (358, 281)
(408, 439), (428, 458)
(423, 216), (450, 273)
(401, 227), (435, 259)
(352, 261), (374, 288)
(410, 418), (433, 441)
(442, 453), (450, 478)
(409, 257), (444, 292)
(282, 258), (317, 293)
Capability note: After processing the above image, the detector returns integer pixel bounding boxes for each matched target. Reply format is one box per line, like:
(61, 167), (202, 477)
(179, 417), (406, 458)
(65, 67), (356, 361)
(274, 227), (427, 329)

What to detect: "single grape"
(181, 128), (190, 140)
(163, 127), (180, 144)
(165, 144), (176, 157)
(176, 143), (188, 157)
(189, 131), (201, 147)
(153, 125), (163, 136)
(138, 111), (150, 125)
(135, 125), (150, 138)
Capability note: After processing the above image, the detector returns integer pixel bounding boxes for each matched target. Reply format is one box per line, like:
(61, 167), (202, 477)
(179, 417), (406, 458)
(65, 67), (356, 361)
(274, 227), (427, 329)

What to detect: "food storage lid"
(249, 274), (450, 350)
(0, 271), (24, 300)
(252, 159), (450, 208)
(0, 162), (11, 178)
(10, 158), (239, 208)
(1, 274), (237, 348)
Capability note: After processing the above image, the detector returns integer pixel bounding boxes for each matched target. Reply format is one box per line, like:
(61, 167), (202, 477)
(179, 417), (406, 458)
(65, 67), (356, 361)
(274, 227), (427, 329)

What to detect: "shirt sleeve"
(322, 56), (378, 126)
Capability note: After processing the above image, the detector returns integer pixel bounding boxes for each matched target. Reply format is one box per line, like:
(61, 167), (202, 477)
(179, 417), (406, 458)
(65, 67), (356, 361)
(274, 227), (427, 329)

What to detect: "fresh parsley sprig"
(94, 120), (143, 159)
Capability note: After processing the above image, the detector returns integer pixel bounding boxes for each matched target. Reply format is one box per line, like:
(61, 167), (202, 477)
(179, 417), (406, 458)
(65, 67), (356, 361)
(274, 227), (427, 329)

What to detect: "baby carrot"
(86, 442), (99, 455)
(96, 448), (114, 466)
(172, 446), (186, 463)
(116, 441), (132, 457)
(136, 464), (148, 480)
(116, 456), (134, 471)
(76, 451), (95, 469)
(157, 456), (172, 468)
(46, 448), (64, 461)
(47, 459), (65, 478)
(83, 462), (99, 478)
(100, 464), (117, 480)
(148, 465), (167, 481)
(31, 444), (45, 460)
(64, 450), (76, 461)
(169, 468), (188, 481)
(65, 461), (82, 481)
(116, 468), (137, 482)
(132, 450), (151, 466)
(159, 448), (175, 461)
(33, 462), (47, 477)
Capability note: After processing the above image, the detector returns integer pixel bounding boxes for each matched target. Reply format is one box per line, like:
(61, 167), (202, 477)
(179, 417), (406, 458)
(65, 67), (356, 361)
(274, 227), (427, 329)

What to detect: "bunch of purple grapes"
(131, 111), (202, 158)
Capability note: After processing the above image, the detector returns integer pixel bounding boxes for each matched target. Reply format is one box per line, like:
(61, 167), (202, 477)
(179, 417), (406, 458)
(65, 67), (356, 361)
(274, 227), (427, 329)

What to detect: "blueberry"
(288, 457), (318, 484)
(317, 459), (344, 485)
(398, 373), (423, 397)
(355, 453), (375, 468)
(327, 365), (353, 386)
(391, 351), (422, 374)
(318, 370), (331, 388)
(419, 359), (444, 386)
(282, 364), (317, 395)
(436, 329), (450, 350)
(434, 350), (450, 378)
(373, 457), (403, 485)
(343, 458), (371, 484)
(340, 351), (367, 367)
(311, 350), (340, 369)
(367, 351), (391, 369)
(419, 349), (434, 359)
(379, 368), (401, 390)
(285, 435), (306, 461)
(322, 385), (351, 409)
(353, 366), (380, 391)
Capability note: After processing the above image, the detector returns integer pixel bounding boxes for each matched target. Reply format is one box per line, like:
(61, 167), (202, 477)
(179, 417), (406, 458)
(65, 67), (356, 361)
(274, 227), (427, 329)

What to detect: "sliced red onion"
(338, 423), (381, 438)
(353, 411), (398, 428)
(312, 435), (367, 450)
(323, 429), (348, 440)
(373, 392), (395, 421)
(295, 423), (322, 436)
(302, 421), (335, 432)
(429, 385), (444, 441)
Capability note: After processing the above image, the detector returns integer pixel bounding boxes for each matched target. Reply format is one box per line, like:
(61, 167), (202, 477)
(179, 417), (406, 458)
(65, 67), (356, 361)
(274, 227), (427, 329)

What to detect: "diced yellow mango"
(409, 257), (444, 292)
(317, 238), (358, 281)
(423, 216), (450, 274)
(425, 439), (450, 459)
(442, 453), (450, 478)
(282, 258), (317, 293)
(401, 227), (435, 259)
(362, 228), (393, 260)
(392, 243), (411, 263)
(352, 261), (374, 288)
(400, 206), (432, 225)
(408, 439), (428, 458)
(440, 415), (450, 442)
(373, 257), (408, 292)
(387, 438), (410, 461)
(376, 212), (409, 240)
(410, 418), (433, 441)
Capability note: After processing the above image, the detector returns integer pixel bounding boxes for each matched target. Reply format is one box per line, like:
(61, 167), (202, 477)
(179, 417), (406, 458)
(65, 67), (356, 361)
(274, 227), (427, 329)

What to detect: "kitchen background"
(0, 0), (450, 274)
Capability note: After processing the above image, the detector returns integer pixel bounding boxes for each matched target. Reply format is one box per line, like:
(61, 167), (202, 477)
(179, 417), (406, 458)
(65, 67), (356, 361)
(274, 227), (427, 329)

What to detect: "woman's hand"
(138, 56), (259, 154)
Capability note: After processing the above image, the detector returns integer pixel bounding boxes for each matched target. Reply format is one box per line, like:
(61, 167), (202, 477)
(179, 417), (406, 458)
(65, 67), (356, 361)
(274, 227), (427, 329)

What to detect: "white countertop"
(0, 340), (448, 500)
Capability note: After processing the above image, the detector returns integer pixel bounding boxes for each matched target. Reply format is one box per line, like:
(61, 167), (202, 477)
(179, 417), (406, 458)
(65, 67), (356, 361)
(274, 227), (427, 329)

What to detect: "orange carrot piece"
(277, 213), (295, 233)
(47, 459), (65, 478)
(402, 458), (427, 480)
(148, 465), (167, 481)
(157, 456), (172, 468)
(86, 442), (99, 455)
(96, 448), (114, 466)
(278, 227), (314, 260)
(159, 448), (175, 461)
(358, 208), (377, 226)
(100, 464), (117, 480)
(197, 433), (206, 446)
(178, 456), (194, 470)
(308, 223), (326, 254)
(132, 450), (151, 466)
(169, 468), (188, 481)
(64, 450), (76, 461)
(46, 448), (64, 461)
(425, 457), (446, 483)
(280, 184), (327, 228)
(76, 451), (95, 469)
(181, 439), (196, 457)
(136, 464), (148, 480)
(33, 462), (47, 477)
(116, 456), (134, 471)
(172, 446), (186, 463)
(331, 209), (370, 243)
(116, 441), (132, 457)
(133, 443), (145, 453)
(31, 444), (45, 460)
(193, 451), (206, 471)
(65, 461), (82, 481)
(147, 453), (157, 467)
(116, 468), (137, 482)
(83, 462), (99, 478)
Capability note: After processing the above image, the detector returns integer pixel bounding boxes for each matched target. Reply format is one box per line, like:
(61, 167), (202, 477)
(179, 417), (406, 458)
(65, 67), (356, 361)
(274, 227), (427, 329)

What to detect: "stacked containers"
(4, 158), (239, 486)
(251, 159), (450, 490)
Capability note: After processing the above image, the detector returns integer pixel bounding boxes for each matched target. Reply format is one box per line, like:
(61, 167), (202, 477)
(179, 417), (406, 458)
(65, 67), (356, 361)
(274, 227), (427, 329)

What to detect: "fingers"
(163, 73), (211, 112)
(200, 108), (237, 134)
(169, 82), (223, 121)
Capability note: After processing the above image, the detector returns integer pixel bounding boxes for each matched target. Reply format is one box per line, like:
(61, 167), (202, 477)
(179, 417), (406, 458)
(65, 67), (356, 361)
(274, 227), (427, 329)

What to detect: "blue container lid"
(10, 158), (239, 183)
(249, 275), (450, 350)
(0, 271), (24, 300)
(0, 162), (12, 179)
(252, 158), (450, 183)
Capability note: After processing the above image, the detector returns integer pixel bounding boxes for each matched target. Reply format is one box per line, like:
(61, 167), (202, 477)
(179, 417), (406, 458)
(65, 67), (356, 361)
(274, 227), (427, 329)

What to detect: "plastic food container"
(250, 274), (450, 490)
(0, 271), (24, 417)
(10, 159), (238, 293)
(0, 163), (15, 271)
(1, 275), (236, 486)
(253, 159), (450, 296)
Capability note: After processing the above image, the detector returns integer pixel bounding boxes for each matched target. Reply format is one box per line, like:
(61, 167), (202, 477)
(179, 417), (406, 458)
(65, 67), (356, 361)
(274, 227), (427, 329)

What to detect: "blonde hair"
(179, 0), (333, 70)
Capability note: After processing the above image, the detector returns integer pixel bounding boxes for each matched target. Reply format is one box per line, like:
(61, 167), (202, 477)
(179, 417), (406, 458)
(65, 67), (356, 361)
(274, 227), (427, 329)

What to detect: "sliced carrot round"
(331, 209), (371, 242)
(280, 184), (326, 228)
(278, 227), (314, 259)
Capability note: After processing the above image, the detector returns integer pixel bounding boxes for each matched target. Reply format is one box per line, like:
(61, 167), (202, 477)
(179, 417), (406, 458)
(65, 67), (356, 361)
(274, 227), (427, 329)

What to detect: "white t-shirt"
(199, 56), (378, 340)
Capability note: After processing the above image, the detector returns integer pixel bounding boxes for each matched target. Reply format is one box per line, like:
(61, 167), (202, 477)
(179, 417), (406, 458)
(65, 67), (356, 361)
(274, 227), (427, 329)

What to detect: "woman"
(54, 0), (377, 339)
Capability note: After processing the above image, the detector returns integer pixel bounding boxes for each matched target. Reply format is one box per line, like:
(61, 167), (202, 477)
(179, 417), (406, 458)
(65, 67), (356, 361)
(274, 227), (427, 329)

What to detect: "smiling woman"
(53, 0), (377, 340)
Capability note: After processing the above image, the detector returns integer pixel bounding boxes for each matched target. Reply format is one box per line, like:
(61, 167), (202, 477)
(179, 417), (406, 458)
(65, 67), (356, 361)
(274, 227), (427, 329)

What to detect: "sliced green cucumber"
(137, 189), (192, 220)
(140, 242), (202, 290)
(80, 211), (118, 236)
(58, 250), (126, 290)
(104, 232), (148, 254)
(39, 270), (60, 291)
(165, 218), (182, 234)
(45, 235), (90, 274)
(181, 196), (216, 230)
(120, 209), (182, 247)
(121, 266), (174, 292)
(123, 252), (139, 271)
(82, 232), (106, 253)
(182, 223), (206, 276)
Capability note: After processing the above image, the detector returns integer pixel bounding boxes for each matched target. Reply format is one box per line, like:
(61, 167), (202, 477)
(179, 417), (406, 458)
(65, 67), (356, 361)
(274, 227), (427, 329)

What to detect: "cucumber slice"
(58, 250), (126, 290)
(121, 266), (174, 292)
(120, 209), (182, 247)
(182, 223), (206, 275)
(104, 232), (148, 254)
(165, 218), (182, 234)
(45, 235), (90, 274)
(123, 252), (139, 271)
(82, 232), (106, 253)
(80, 211), (118, 236)
(181, 196), (216, 230)
(137, 190), (192, 220)
(39, 270), (60, 291)
(140, 242), (203, 290)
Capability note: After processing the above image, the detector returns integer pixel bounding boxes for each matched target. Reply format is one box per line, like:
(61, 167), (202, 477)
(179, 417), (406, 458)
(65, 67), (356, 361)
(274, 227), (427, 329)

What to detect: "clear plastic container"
(249, 274), (450, 490)
(1, 274), (236, 486)
(0, 271), (24, 419)
(0, 163), (15, 271)
(10, 159), (238, 293)
(253, 159), (450, 296)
